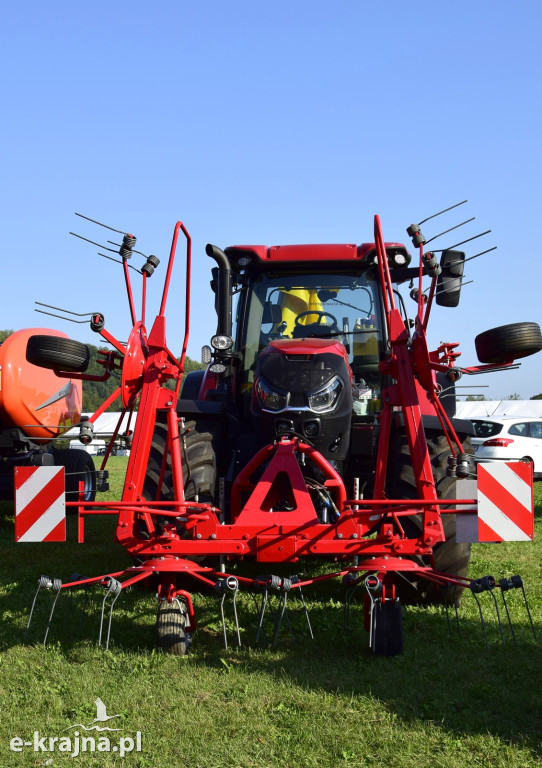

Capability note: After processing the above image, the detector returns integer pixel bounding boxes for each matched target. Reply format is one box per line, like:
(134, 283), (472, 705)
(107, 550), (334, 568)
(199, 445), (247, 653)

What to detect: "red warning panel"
(14, 466), (66, 542)
(476, 462), (534, 542)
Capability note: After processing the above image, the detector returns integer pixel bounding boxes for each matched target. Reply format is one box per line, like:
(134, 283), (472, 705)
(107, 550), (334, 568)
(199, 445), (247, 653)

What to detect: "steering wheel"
(294, 310), (339, 331)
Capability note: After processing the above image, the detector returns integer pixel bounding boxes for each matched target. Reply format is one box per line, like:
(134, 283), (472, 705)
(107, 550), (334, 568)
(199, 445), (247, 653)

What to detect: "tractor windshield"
(238, 269), (383, 394)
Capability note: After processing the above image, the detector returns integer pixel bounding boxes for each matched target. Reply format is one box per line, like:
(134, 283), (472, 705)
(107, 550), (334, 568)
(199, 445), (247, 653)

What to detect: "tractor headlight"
(307, 377), (343, 412)
(256, 378), (288, 412)
(211, 334), (234, 351)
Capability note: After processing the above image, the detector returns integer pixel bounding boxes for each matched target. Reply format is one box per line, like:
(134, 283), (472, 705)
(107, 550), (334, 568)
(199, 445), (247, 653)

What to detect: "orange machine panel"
(0, 329), (82, 443)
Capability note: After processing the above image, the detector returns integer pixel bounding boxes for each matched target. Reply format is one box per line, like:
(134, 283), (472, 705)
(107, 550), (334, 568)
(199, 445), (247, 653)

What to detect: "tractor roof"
(225, 242), (410, 265)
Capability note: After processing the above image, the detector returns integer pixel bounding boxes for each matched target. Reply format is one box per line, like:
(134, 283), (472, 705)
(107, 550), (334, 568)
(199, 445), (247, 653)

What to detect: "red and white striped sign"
(15, 466), (66, 542)
(457, 462), (534, 543)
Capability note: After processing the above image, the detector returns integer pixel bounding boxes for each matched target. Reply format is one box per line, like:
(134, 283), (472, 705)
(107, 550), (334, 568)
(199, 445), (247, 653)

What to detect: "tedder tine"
(98, 577), (123, 650)
(499, 575), (537, 641)
(215, 576), (241, 650)
(25, 575), (63, 644)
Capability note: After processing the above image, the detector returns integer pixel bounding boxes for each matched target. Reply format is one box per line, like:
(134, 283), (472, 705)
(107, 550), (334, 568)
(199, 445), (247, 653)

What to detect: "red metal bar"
(122, 257), (137, 327)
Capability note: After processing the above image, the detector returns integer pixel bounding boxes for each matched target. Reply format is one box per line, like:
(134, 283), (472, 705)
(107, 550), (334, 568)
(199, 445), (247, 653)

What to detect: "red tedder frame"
(56, 212), (495, 611)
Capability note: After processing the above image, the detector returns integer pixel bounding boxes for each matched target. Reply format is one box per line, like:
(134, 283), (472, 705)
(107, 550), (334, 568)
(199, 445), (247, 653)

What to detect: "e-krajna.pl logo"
(9, 698), (142, 758)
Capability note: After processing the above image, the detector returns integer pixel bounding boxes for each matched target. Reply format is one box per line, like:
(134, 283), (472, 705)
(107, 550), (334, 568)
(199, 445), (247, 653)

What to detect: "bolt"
(211, 534), (216, 539)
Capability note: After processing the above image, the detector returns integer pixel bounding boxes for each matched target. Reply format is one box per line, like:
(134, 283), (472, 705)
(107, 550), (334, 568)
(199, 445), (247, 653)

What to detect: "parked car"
(471, 417), (542, 476)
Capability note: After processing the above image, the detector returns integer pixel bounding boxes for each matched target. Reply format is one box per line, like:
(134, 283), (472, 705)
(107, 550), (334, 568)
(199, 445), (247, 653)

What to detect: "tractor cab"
(222, 245), (393, 414)
(192, 242), (410, 480)
(237, 267), (386, 428)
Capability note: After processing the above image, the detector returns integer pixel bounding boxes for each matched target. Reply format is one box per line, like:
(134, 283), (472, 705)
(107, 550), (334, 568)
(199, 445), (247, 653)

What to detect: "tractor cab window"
(239, 269), (383, 401)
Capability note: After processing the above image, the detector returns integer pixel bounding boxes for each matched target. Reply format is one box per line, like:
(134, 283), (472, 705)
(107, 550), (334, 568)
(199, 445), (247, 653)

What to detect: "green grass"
(0, 460), (541, 767)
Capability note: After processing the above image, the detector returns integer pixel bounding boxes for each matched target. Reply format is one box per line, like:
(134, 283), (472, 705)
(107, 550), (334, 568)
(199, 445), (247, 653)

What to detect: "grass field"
(0, 457), (540, 767)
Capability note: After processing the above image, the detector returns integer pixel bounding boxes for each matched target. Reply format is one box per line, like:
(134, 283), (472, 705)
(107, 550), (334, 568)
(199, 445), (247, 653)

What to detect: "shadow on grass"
(1, 506), (541, 756)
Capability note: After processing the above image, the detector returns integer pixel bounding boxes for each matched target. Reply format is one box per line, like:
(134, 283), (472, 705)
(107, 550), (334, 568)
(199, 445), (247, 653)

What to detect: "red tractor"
(20, 208), (542, 655)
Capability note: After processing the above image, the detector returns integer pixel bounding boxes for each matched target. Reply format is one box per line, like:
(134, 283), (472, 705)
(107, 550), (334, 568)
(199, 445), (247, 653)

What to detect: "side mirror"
(435, 249), (465, 307)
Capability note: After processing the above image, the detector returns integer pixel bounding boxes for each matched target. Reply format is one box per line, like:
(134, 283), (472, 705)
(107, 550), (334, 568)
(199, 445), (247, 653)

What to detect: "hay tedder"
(19, 204), (542, 655)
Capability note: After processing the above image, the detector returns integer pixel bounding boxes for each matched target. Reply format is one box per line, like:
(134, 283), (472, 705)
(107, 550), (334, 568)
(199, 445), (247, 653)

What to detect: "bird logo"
(65, 698), (122, 732)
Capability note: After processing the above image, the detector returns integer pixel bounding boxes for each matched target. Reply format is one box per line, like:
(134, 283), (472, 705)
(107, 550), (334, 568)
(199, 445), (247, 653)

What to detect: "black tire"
(143, 415), (216, 504)
(372, 599), (403, 656)
(156, 598), (190, 655)
(52, 448), (96, 502)
(387, 429), (473, 605)
(26, 335), (90, 373)
(475, 322), (542, 364)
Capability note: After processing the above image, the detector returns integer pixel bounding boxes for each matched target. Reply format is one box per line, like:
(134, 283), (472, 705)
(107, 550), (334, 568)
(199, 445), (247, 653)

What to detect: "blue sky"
(1, 0), (541, 398)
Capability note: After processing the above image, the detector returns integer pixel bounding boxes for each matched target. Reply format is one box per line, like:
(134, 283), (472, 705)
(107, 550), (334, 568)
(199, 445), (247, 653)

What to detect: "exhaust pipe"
(205, 244), (233, 338)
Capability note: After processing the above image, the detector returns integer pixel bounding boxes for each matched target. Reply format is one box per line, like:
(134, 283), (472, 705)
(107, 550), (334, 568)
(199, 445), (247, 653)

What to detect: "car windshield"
(238, 269), (383, 392)
(472, 420), (504, 438)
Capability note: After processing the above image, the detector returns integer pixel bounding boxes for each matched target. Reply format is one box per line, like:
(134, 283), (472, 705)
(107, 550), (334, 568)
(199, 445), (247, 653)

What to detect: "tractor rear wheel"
(156, 598), (190, 655)
(475, 322), (542, 364)
(143, 415), (216, 505)
(387, 429), (473, 605)
(26, 335), (91, 373)
(52, 448), (96, 503)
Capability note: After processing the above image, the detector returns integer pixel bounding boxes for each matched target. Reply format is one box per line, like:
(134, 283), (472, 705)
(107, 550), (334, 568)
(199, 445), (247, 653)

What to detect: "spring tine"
(488, 588), (506, 646)
(35, 302), (95, 318)
(215, 577), (241, 650)
(514, 576), (537, 640)
(273, 592), (292, 647)
(444, 584), (461, 637)
(424, 217), (476, 246)
(215, 577), (240, 649)
(500, 589), (517, 645)
(255, 586), (269, 643)
(25, 582), (43, 641)
(98, 578), (122, 649)
(104, 592), (121, 651)
(298, 587), (314, 640)
(452, 586), (461, 635)
(25, 575), (53, 641)
(471, 591), (489, 650)
(219, 591), (229, 650)
(431, 229), (492, 253)
(75, 212), (131, 235)
(369, 596), (377, 649)
(418, 200), (468, 225)
(231, 584), (241, 648)
(98, 252), (143, 274)
(43, 578), (63, 645)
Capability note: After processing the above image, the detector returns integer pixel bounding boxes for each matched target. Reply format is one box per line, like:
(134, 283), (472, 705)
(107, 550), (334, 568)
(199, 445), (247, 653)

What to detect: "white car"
(471, 417), (542, 477)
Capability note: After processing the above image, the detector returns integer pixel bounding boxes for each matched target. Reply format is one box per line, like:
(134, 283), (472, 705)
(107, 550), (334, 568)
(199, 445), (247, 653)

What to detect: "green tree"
(81, 344), (206, 412)
(0, 329), (13, 344)
(465, 395), (487, 401)
(531, 393), (542, 400)
(507, 393), (522, 400)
